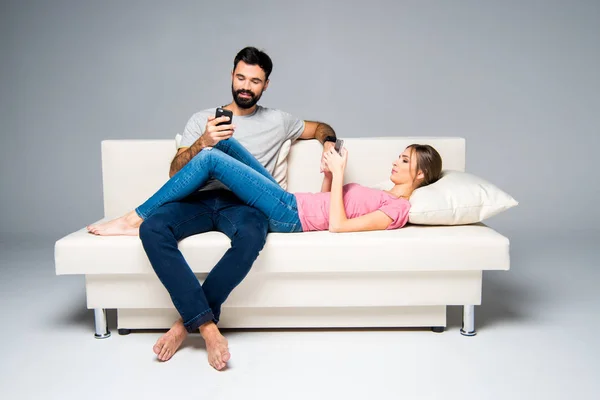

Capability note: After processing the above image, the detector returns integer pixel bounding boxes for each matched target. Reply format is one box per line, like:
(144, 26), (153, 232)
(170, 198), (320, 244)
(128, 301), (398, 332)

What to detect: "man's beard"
(231, 84), (263, 109)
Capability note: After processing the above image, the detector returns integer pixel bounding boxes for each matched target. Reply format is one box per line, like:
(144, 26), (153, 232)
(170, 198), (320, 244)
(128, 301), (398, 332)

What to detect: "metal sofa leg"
(94, 308), (111, 339)
(460, 305), (477, 336)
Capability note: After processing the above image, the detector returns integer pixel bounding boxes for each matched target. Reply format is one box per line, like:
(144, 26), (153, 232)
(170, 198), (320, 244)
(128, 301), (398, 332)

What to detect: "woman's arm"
(328, 171), (345, 228)
(323, 148), (348, 228)
(329, 210), (393, 233)
(327, 174), (394, 232)
(323, 148), (395, 233)
(321, 172), (333, 192)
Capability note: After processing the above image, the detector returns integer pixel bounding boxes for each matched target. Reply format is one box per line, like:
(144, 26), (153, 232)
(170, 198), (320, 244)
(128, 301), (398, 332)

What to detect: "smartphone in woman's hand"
(334, 139), (344, 154)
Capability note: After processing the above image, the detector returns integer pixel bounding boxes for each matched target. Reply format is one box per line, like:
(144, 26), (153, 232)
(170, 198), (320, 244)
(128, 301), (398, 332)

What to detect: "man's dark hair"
(233, 47), (273, 80)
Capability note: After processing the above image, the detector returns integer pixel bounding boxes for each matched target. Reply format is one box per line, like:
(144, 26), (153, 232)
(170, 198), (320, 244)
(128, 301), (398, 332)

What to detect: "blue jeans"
(136, 137), (303, 233)
(139, 190), (269, 332)
(137, 138), (302, 333)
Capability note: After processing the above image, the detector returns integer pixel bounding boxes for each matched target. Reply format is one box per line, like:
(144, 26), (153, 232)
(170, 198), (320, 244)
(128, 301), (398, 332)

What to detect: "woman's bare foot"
(153, 319), (188, 362)
(87, 210), (142, 236)
(200, 322), (230, 371)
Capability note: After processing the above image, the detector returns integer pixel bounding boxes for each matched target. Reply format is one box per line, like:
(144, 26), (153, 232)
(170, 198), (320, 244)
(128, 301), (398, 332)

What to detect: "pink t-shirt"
(294, 183), (411, 232)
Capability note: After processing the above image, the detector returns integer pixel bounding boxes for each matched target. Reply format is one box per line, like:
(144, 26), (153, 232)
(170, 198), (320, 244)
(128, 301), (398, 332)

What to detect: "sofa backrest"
(286, 137), (465, 193)
(101, 137), (465, 218)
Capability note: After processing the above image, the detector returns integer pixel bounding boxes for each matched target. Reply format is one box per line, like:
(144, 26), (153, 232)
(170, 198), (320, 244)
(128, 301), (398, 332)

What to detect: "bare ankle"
(199, 321), (220, 339)
(125, 210), (142, 224)
(173, 318), (185, 329)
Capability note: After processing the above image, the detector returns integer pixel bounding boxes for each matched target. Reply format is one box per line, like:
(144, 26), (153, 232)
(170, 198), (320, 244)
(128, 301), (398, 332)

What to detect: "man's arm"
(170, 114), (234, 177)
(169, 137), (208, 177)
(300, 121), (336, 144)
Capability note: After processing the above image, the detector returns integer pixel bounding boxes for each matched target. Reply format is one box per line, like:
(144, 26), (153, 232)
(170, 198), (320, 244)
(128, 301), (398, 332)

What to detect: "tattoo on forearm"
(315, 123), (335, 144)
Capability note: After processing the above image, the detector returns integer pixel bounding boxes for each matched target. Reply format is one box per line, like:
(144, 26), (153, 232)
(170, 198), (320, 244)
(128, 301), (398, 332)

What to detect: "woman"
(87, 137), (442, 236)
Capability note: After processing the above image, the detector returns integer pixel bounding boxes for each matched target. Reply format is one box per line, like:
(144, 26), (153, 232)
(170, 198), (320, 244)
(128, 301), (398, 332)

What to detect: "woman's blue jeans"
(136, 138), (303, 233)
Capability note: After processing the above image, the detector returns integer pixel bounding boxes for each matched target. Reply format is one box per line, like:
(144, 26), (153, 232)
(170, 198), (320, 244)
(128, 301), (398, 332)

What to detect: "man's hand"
(320, 141), (336, 173)
(170, 114), (235, 177)
(323, 147), (348, 177)
(200, 115), (236, 147)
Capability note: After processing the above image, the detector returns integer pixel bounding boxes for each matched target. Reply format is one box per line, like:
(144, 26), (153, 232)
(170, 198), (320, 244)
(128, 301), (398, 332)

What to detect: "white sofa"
(54, 137), (511, 338)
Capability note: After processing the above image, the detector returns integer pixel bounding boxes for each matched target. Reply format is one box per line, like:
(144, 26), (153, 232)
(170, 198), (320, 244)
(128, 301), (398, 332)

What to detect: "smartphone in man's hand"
(215, 107), (233, 126)
(334, 139), (344, 154)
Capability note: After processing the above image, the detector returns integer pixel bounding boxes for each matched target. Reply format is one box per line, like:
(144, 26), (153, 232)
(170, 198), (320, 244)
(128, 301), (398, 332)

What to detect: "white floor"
(0, 229), (598, 400)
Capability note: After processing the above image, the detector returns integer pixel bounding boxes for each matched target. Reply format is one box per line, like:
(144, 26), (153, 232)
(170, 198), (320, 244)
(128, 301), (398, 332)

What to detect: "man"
(140, 47), (336, 370)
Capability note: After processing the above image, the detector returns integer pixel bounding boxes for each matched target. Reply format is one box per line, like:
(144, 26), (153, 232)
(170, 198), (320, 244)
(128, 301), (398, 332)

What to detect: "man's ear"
(263, 79), (270, 91)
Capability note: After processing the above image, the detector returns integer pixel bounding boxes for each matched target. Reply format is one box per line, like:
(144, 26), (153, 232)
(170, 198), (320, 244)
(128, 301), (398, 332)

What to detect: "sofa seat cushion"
(55, 221), (510, 275)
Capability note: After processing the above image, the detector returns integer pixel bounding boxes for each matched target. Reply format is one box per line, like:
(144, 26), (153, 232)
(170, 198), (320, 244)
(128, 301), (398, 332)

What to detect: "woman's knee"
(214, 139), (230, 152)
(189, 148), (211, 165)
(189, 147), (226, 171)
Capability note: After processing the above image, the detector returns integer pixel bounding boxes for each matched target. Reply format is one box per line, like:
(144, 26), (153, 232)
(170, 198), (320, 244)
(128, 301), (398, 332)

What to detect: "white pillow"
(174, 134), (292, 190)
(407, 170), (518, 225)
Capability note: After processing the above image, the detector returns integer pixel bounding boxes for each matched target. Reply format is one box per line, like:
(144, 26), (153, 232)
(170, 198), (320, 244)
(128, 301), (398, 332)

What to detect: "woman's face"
(390, 147), (420, 185)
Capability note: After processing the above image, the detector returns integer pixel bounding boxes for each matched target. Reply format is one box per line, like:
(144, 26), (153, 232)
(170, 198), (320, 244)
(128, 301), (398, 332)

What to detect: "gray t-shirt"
(179, 105), (305, 191)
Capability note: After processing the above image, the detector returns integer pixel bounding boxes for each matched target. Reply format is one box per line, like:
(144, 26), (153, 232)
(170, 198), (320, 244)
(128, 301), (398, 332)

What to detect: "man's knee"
(231, 209), (269, 252)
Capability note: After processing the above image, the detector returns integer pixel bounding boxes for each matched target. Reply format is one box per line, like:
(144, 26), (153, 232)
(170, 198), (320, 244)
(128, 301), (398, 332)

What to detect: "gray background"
(1, 2), (600, 398)
(1, 0), (599, 239)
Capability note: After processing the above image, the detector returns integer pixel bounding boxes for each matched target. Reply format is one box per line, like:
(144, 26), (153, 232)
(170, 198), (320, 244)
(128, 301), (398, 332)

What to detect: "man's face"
(231, 61), (269, 109)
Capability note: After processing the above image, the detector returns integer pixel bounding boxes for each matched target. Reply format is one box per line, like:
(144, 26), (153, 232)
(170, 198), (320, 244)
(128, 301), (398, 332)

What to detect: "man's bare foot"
(200, 322), (230, 371)
(87, 210), (142, 236)
(153, 319), (188, 362)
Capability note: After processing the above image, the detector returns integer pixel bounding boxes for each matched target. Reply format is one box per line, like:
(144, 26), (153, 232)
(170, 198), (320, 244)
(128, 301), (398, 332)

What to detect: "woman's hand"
(320, 141), (336, 173)
(323, 148), (348, 177)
